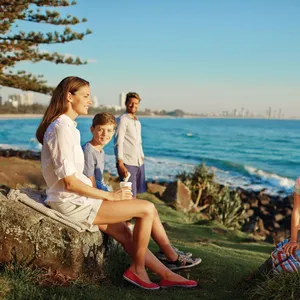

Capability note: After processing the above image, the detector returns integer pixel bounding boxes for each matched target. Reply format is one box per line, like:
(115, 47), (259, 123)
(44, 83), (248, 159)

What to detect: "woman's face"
(69, 85), (92, 115)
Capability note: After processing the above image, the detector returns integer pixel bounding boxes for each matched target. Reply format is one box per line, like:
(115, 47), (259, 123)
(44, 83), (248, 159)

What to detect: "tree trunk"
(194, 188), (203, 207)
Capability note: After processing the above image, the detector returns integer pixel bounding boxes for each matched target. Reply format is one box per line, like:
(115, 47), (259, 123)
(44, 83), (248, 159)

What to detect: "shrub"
(209, 187), (245, 229)
(177, 163), (218, 207)
(177, 163), (245, 229)
(249, 271), (300, 300)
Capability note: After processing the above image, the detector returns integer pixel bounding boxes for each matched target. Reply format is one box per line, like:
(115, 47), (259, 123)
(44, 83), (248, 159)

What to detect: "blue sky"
(2, 0), (300, 116)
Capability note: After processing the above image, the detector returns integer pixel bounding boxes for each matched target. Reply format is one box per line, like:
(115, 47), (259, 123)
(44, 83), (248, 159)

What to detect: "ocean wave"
(244, 165), (294, 189)
(29, 138), (42, 150)
(103, 153), (294, 196)
(0, 144), (26, 150)
(185, 133), (195, 137)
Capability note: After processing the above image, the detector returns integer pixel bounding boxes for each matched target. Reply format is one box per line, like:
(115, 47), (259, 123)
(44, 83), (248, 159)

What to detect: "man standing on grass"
(114, 92), (146, 197)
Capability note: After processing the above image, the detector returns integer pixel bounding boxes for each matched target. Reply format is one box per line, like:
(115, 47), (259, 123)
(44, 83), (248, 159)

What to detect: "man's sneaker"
(165, 254), (202, 271)
(156, 246), (193, 261)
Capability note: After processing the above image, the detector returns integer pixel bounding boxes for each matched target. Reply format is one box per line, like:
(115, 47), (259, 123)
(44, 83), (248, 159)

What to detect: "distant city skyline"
(1, 87), (297, 119)
(1, 0), (299, 117)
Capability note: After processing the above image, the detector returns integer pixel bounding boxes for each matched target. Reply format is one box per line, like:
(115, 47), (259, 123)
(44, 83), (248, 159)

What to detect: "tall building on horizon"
(8, 94), (23, 107)
(22, 92), (33, 106)
(92, 96), (99, 108)
(240, 107), (245, 117)
(119, 92), (126, 108)
(8, 92), (33, 106)
(268, 107), (272, 118)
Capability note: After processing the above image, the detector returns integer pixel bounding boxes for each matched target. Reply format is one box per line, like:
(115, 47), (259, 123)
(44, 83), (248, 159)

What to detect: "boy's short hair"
(125, 92), (141, 104)
(92, 112), (117, 128)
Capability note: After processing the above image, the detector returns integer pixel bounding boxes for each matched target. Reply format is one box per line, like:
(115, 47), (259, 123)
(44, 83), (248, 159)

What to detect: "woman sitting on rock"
(256, 178), (300, 274)
(36, 76), (199, 290)
(280, 179), (300, 255)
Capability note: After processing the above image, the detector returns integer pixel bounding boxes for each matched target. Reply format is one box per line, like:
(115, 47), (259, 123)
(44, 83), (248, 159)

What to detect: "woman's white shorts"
(49, 199), (102, 231)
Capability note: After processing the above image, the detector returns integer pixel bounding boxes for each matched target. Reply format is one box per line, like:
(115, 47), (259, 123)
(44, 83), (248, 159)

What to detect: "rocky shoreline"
(0, 148), (41, 160)
(148, 180), (293, 244)
(238, 187), (292, 243)
(0, 148), (294, 244)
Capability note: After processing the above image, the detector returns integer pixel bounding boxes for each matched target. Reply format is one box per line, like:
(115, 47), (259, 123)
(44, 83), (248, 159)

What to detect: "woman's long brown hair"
(36, 76), (89, 145)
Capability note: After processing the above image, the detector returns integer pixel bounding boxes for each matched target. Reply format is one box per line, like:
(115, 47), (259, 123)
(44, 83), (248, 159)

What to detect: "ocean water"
(0, 117), (299, 196)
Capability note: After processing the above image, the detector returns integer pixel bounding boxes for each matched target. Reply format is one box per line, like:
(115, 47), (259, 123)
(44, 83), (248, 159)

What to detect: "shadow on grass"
(159, 220), (273, 256)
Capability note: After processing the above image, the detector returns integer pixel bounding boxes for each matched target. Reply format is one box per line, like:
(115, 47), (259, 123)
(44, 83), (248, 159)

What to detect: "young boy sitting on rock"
(82, 113), (115, 192)
(82, 112), (200, 270)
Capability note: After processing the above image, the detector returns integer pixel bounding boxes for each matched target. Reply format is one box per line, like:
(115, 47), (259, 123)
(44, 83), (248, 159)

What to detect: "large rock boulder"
(147, 182), (166, 198)
(161, 180), (193, 212)
(0, 190), (110, 280)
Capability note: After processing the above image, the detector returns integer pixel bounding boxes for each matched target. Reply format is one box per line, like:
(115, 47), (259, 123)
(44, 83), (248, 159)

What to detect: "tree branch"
(0, 71), (54, 94)
(0, 0), (91, 94)
(0, 28), (91, 44)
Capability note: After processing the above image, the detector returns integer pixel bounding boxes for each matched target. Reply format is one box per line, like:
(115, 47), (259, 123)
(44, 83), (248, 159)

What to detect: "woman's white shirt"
(41, 114), (94, 205)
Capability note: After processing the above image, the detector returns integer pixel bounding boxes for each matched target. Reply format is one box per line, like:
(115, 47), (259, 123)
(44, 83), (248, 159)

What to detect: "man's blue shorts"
(122, 164), (147, 197)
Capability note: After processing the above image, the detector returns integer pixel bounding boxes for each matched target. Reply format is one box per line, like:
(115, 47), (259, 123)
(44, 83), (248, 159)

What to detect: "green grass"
(0, 192), (274, 300)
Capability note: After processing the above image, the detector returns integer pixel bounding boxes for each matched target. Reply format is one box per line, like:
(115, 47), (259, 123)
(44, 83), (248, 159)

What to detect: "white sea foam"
(0, 141), (41, 151)
(0, 144), (25, 150)
(29, 137), (42, 150)
(186, 133), (194, 137)
(96, 154), (294, 196)
(244, 165), (294, 188)
(104, 154), (195, 180)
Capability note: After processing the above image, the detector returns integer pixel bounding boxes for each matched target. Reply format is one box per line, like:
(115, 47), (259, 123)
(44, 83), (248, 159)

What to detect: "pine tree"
(0, 0), (91, 94)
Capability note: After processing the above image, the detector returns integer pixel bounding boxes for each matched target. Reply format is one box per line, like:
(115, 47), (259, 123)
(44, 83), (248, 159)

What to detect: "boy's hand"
(112, 188), (132, 201)
(282, 241), (300, 256)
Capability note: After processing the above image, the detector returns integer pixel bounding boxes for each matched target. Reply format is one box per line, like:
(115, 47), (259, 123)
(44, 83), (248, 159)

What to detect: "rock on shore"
(0, 188), (109, 280)
(238, 188), (293, 244)
(149, 180), (294, 244)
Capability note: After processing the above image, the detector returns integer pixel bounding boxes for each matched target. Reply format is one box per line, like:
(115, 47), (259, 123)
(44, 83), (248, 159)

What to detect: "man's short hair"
(125, 92), (141, 104)
(92, 112), (117, 128)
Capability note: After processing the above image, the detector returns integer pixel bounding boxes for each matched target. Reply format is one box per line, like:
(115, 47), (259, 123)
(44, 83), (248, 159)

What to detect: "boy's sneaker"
(165, 254), (202, 271)
(156, 246), (192, 261)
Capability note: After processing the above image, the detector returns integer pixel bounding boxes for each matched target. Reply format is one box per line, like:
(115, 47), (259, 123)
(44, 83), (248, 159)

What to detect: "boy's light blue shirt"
(82, 142), (110, 192)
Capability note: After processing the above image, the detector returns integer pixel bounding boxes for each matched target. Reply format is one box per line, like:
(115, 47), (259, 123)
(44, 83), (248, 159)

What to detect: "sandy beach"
(0, 155), (117, 190)
(0, 156), (45, 189)
(0, 113), (202, 120)
(0, 114), (44, 119)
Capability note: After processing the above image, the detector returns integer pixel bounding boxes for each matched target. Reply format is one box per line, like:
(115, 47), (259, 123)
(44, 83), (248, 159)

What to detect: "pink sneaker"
(123, 269), (160, 290)
(159, 278), (198, 288)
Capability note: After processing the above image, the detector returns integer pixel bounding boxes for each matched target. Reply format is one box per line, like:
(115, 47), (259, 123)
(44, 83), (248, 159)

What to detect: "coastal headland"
(0, 148), (294, 245)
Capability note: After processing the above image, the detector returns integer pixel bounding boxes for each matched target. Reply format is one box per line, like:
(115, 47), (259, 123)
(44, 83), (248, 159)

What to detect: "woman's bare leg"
(99, 222), (191, 282)
(150, 208), (178, 261)
(96, 200), (180, 262)
(93, 200), (155, 283)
